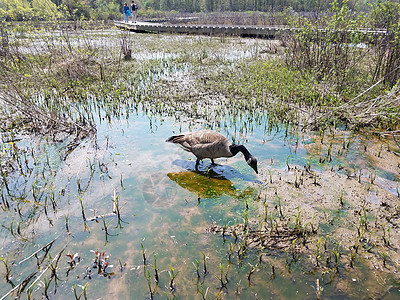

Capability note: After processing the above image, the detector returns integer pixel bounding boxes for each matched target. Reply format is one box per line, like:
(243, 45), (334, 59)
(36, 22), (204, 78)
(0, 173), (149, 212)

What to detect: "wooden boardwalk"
(114, 21), (387, 40)
(114, 21), (291, 38)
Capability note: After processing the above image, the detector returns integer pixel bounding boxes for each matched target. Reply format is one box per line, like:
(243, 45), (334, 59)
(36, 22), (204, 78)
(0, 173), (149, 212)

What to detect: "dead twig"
(18, 236), (60, 264)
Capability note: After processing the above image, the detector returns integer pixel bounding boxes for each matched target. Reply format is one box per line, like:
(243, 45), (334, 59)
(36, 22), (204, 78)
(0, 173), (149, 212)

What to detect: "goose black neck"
(229, 144), (252, 159)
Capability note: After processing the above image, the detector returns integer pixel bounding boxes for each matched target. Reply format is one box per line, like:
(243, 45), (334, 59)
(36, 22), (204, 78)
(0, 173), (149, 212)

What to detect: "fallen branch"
(18, 236), (60, 264)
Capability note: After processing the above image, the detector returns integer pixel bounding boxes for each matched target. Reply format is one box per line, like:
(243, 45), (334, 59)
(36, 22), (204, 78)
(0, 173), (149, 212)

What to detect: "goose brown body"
(166, 130), (258, 173)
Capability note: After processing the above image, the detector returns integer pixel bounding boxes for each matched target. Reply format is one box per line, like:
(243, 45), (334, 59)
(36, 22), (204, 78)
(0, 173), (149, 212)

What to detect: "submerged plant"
(73, 283), (88, 300)
(0, 256), (14, 287)
(168, 265), (179, 294)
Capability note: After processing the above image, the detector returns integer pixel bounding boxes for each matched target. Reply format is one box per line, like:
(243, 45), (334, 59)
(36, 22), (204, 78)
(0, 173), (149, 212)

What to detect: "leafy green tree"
(144, 0), (160, 10)
(60, 0), (91, 20)
(0, 0), (57, 20)
(90, 0), (120, 19)
(370, 0), (400, 29)
(160, 0), (172, 11)
(0, 0), (32, 20)
(32, 0), (58, 19)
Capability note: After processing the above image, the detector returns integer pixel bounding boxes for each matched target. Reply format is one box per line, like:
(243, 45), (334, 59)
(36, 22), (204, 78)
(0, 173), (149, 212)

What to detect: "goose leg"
(195, 158), (201, 170)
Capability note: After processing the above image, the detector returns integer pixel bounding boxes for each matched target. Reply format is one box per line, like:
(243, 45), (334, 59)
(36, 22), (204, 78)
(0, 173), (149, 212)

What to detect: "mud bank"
(207, 138), (400, 290)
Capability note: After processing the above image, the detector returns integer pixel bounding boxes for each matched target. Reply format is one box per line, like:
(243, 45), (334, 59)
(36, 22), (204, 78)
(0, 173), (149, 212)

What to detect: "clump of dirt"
(207, 218), (315, 252)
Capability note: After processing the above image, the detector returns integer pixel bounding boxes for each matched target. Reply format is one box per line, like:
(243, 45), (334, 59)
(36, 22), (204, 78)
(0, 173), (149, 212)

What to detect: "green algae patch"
(167, 171), (237, 198)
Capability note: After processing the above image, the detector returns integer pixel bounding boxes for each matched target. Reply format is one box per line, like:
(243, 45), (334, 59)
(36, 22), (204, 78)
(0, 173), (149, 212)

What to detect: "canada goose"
(166, 130), (258, 174)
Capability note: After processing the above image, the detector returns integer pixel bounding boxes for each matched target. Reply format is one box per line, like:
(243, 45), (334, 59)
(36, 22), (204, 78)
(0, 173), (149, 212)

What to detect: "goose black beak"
(253, 166), (258, 174)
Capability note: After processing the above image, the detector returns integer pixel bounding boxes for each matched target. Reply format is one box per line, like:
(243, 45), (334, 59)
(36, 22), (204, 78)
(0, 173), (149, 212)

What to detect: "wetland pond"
(1, 30), (400, 299)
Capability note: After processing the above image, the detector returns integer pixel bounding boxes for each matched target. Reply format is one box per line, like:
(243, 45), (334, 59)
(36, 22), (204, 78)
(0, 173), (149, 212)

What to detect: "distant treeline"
(0, 0), (386, 21)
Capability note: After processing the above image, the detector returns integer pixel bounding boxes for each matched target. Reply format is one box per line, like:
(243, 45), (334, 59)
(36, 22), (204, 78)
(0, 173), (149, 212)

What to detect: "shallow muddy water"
(1, 32), (399, 299)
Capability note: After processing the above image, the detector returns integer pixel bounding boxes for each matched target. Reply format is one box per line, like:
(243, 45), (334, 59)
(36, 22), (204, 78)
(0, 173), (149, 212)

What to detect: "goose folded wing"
(191, 140), (225, 158)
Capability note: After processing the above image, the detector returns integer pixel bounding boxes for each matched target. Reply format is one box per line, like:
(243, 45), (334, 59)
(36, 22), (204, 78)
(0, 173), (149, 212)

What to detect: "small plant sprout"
(259, 221), (265, 246)
(101, 216), (117, 245)
(141, 243), (147, 266)
(305, 159), (312, 173)
(120, 174), (124, 189)
(270, 265), (276, 280)
(73, 283), (88, 300)
(118, 259), (126, 272)
(235, 280), (241, 296)
(201, 252), (208, 276)
(243, 209), (249, 231)
(349, 248), (356, 268)
(153, 253), (159, 283)
(199, 286), (209, 300)
(276, 195), (284, 219)
(331, 243), (341, 273)
(294, 206), (302, 233)
(193, 259), (201, 280)
(313, 172), (320, 186)
(224, 263), (231, 285)
(377, 144), (383, 158)
(112, 189), (128, 229)
(146, 270), (155, 299)
(369, 170), (376, 184)
(302, 222), (310, 246)
(290, 238), (298, 261)
(215, 263), (227, 290)
(294, 170), (300, 188)
(315, 236), (325, 268)
(382, 222), (391, 246)
(379, 251), (389, 267)
(247, 262), (257, 286)
(286, 154), (291, 171)
(237, 241), (247, 265)
(284, 250), (290, 269)
(339, 190), (344, 208)
(244, 197), (249, 210)
(313, 278), (322, 300)
(227, 240), (235, 264)
(233, 226), (238, 243)
(222, 220), (228, 242)
(263, 202), (268, 222)
(168, 265), (178, 293)
(78, 196), (88, 231)
(0, 256), (13, 286)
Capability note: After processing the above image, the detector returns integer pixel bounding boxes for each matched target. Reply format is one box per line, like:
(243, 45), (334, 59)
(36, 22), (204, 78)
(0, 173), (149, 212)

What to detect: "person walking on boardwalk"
(131, 0), (138, 23)
(123, 2), (130, 23)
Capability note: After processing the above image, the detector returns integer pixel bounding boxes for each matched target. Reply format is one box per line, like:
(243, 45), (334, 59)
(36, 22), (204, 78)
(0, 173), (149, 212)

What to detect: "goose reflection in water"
(167, 171), (237, 199)
(167, 160), (260, 199)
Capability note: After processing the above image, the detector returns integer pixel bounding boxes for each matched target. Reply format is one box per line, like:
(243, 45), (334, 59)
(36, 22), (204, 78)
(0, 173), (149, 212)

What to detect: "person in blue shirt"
(123, 3), (130, 23)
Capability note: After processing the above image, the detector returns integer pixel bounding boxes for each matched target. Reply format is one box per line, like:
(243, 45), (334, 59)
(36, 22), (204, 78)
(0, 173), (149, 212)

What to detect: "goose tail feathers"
(165, 134), (185, 144)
